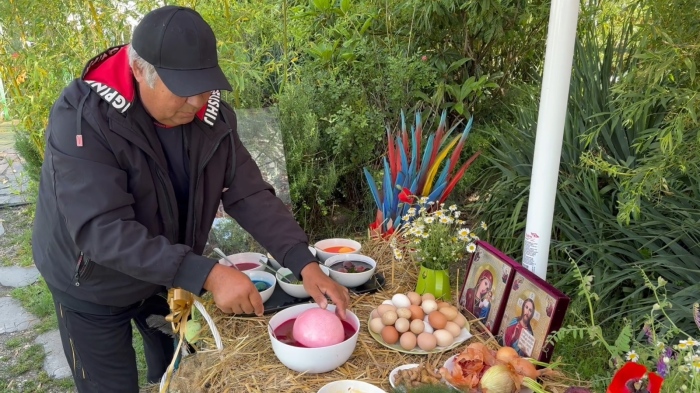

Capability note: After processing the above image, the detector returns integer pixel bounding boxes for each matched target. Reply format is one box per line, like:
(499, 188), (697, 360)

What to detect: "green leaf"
(312, 0), (331, 11)
(339, 0), (351, 14)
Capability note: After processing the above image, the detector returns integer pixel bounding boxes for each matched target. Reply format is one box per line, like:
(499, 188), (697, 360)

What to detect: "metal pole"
(522, 0), (580, 280)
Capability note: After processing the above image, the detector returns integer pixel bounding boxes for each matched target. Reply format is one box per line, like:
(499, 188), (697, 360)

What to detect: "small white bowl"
(267, 246), (317, 270)
(324, 254), (376, 288)
(218, 252), (267, 272)
(276, 266), (330, 299)
(313, 238), (362, 262)
(389, 364), (420, 388)
(317, 380), (387, 393)
(268, 303), (360, 373)
(243, 270), (276, 303)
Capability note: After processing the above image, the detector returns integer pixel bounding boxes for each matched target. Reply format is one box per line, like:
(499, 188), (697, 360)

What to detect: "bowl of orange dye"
(313, 238), (362, 262)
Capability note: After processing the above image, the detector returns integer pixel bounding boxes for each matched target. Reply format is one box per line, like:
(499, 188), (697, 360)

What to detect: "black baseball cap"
(131, 6), (232, 97)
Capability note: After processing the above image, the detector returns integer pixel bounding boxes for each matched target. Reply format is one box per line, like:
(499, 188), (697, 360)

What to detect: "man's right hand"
(203, 264), (264, 316)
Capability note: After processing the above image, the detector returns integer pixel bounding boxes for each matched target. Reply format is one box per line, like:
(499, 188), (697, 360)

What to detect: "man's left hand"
(301, 263), (351, 320)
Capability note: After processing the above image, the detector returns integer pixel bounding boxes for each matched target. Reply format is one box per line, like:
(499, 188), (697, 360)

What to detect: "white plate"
(443, 355), (534, 393)
(389, 364), (420, 388)
(368, 317), (473, 354)
(317, 379), (386, 393)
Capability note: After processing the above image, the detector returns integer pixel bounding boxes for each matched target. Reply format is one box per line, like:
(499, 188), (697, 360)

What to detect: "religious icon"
(459, 241), (517, 334)
(496, 268), (570, 362)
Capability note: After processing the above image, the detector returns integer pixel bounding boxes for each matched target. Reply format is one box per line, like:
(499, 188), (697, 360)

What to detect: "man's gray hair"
(127, 44), (158, 88)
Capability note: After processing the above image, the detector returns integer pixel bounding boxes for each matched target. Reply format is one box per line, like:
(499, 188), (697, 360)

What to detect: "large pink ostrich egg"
(292, 308), (344, 348)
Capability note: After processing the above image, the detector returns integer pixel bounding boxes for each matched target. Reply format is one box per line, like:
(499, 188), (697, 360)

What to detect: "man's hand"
(203, 264), (264, 316)
(301, 263), (351, 319)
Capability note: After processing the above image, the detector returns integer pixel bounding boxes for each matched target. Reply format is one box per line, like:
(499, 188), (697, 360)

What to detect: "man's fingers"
(307, 285), (329, 310)
(327, 287), (349, 320)
(249, 291), (265, 317)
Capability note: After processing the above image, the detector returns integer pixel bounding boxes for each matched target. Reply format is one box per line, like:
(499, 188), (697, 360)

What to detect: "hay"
(155, 237), (584, 393)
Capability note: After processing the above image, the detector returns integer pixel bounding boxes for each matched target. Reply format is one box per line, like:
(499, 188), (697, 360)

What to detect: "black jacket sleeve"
(220, 108), (318, 280)
(46, 90), (213, 294)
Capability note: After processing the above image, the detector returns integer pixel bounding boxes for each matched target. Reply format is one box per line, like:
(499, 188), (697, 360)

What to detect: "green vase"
(415, 265), (451, 301)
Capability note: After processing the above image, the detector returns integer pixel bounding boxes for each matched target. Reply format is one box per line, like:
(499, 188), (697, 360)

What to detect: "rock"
(0, 297), (38, 333)
(35, 330), (71, 379)
(0, 266), (40, 287)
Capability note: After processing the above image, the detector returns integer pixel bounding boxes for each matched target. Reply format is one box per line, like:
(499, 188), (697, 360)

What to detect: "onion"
(509, 357), (539, 379)
(466, 342), (497, 365)
(479, 364), (517, 393)
(496, 346), (519, 364)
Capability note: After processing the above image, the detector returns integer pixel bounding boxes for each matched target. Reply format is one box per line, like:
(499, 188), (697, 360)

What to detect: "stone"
(0, 221), (4, 236)
(35, 330), (72, 379)
(0, 297), (38, 333)
(0, 266), (40, 287)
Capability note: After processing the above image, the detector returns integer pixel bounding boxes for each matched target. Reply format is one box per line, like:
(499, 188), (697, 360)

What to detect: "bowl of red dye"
(217, 252), (267, 272)
(268, 303), (360, 373)
(313, 238), (362, 262)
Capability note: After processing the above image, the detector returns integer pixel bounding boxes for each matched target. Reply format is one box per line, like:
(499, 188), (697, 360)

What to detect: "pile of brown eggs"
(368, 292), (469, 351)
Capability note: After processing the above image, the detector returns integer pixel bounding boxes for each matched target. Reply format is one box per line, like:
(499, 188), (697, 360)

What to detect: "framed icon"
(458, 241), (517, 334)
(496, 266), (570, 363)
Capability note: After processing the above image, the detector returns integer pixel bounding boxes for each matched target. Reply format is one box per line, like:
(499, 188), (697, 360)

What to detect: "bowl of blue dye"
(243, 270), (276, 303)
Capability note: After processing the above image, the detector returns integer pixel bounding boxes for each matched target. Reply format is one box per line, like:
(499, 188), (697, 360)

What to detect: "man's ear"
(132, 64), (145, 84)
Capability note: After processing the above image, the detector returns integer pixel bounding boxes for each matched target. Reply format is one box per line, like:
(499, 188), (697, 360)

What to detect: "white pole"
(522, 0), (580, 280)
(0, 77), (8, 120)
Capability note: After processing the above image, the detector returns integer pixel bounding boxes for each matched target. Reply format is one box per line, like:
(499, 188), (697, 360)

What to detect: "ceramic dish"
(317, 379), (386, 393)
(389, 363), (420, 388)
(367, 317), (472, 354)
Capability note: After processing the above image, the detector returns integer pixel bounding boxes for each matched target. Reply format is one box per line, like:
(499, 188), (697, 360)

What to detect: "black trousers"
(52, 292), (175, 392)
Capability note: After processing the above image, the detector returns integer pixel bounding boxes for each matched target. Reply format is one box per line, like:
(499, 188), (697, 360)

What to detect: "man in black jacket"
(32, 6), (350, 392)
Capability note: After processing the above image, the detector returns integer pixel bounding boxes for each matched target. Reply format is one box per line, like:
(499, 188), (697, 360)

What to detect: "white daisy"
(466, 243), (477, 253)
(626, 350), (639, 362)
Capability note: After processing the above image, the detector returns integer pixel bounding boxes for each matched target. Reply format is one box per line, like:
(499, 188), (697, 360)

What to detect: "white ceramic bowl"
(218, 252), (267, 272)
(317, 380), (387, 393)
(267, 246), (317, 270)
(268, 303), (360, 373)
(313, 238), (362, 262)
(243, 270), (276, 303)
(324, 254), (376, 288)
(389, 364), (420, 388)
(276, 266), (330, 299)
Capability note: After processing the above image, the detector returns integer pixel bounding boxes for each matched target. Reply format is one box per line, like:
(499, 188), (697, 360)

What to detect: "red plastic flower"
(398, 188), (414, 203)
(607, 362), (663, 393)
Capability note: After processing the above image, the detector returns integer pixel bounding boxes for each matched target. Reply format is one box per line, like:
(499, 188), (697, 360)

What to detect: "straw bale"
(145, 237), (583, 393)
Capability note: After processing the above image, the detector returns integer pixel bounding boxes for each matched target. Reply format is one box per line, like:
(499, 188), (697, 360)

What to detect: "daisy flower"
(626, 350), (639, 362)
(466, 243), (477, 253)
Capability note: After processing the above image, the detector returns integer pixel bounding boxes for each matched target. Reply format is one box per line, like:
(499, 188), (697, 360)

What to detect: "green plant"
(392, 201), (486, 271)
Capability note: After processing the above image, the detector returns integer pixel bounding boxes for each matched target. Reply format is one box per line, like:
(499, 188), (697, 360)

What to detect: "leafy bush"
(474, 8), (700, 334)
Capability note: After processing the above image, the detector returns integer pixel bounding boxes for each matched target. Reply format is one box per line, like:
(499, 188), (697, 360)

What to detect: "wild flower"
(389, 201), (487, 271)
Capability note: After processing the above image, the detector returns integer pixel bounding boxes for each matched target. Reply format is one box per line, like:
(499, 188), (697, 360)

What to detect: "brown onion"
(509, 357), (539, 379)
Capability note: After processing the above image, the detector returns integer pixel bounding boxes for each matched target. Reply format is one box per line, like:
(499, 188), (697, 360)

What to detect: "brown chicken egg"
(453, 313), (468, 328)
(399, 332), (417, 351)
(396, 307), (412, 320)
(437, 301), (451, 310)
(377, 304), (396, 317)
(428, 311), (447, 330)
(406, 291), (422, 306)
(395, 318), (410, 333)
(409, 319), (425, 335)
(408, 305), (425, 321)
(381, 325), (399, 344)
(439, 306), (459, 321)
(416, 332), (437, 351)
(369, 318), (385, 334)
(444, 321), (462, 337)
(421, 293), (436, 302)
